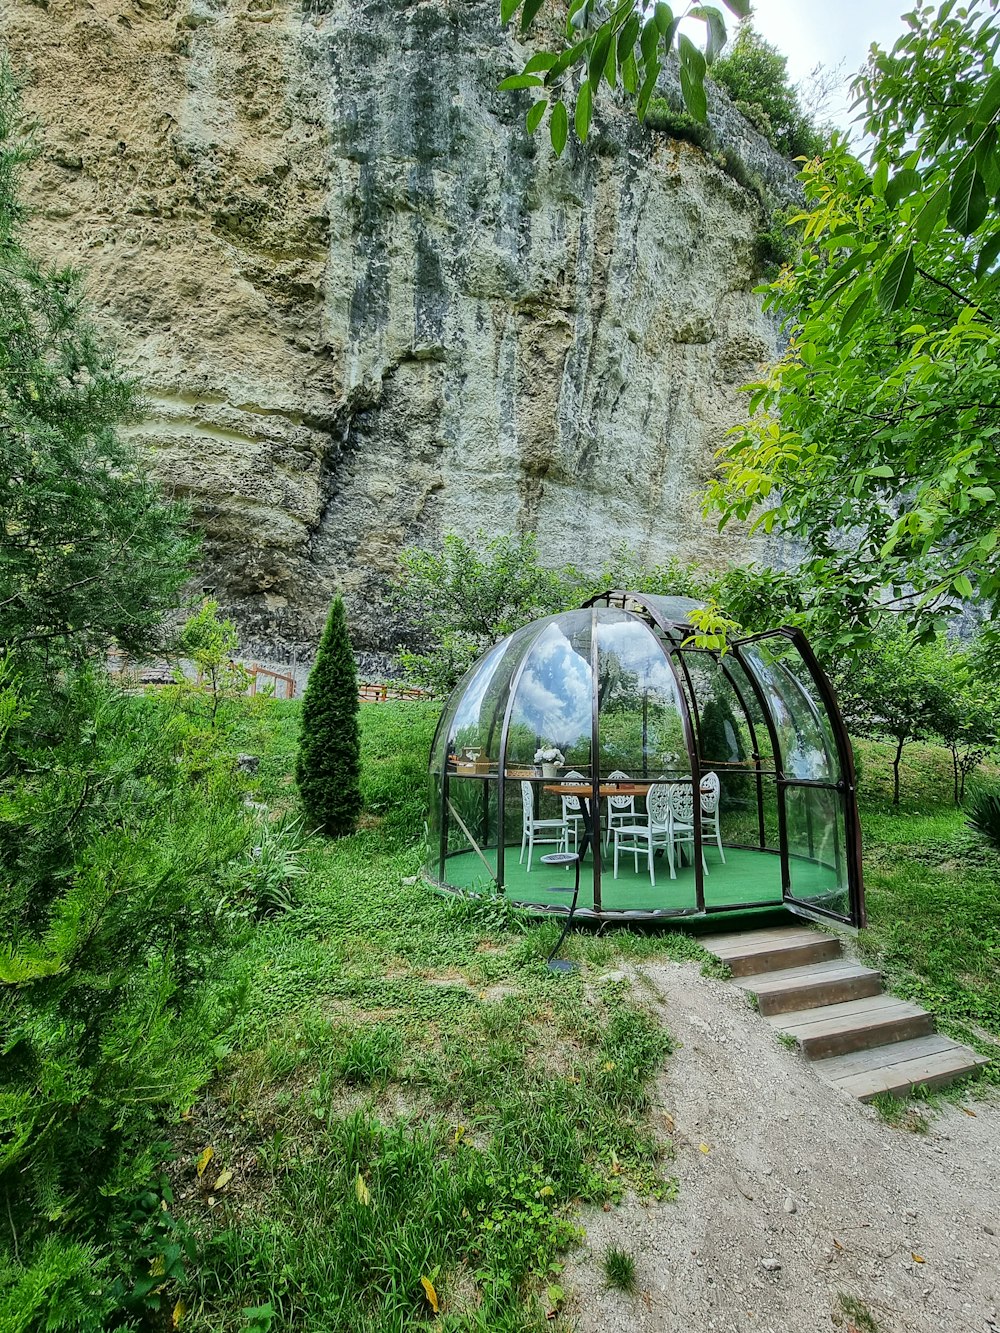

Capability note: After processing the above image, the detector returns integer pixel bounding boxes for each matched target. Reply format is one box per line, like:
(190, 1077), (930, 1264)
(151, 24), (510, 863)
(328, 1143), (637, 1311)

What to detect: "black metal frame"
(427, 589), (865, 929)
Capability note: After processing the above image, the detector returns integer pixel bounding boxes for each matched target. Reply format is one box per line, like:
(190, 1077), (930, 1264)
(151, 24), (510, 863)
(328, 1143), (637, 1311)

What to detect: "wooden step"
(701, 926), (842, 978)
(700, 923), (989, 1099)
(733, 959), (883, 1016)
(770, 994), (935, 1060)
(814, 1034), (991, 1102)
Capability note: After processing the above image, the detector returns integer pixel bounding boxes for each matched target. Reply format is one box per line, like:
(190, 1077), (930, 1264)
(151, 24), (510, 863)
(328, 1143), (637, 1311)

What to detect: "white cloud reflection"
(511, 621), (593, 749)
(448, 637), (510, 744)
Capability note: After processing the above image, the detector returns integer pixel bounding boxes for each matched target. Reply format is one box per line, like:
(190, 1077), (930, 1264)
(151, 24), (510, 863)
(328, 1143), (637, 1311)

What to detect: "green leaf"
(617, 14), (640, 61)
(604, 38), (617, 88)
(678, 32), (707, 80)
(653, 2), (673, 35)
(872, 158), (889, 198)
(877, 246), (916, 311)
(913, 183), (948, 242)
(975, 231), (1000, 281)
(498, 74), (544, 91)
(884, 168), (922, 209)
(621, 50), (639, 95)
(720, 0), (750, 16)
(500, 0), (520, 25)
(690, 5), (727, 63)
(544, 39), (587, 85)
(840, 287), (871, 337)
(550, 100), (568, 156)
(947, 158), (988, 235)
(519, 0), (544, 32)
(953, 574), (974, 599)
(973, 126), (1000, 192)
(589, 28), (613, 83)
(0, 947), (65, 985)
(973, 70), (1000, 124)
(640, 18), (659, 64)
(637, 59), (660, 121)
(679, 65), (707, 122)
(663, 15), (682, 46)
(525, 99), (547, 134)
(523, 52), (557, 73)
(575, 78), (592, 142)
(678, 34), (707, 121)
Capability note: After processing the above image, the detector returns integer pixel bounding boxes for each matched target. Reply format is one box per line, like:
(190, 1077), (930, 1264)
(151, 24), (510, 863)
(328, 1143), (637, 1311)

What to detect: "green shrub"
(710, 24), (827, 160)
(755, 208), (799, 273)
(171, 599), (251, 727)
(965, 782), (1000, 849)
(229, 811), (309, 916)
(296, 597), (362, 837)
(0, 672), (255, 1242)
(644, 97), (714, 148)
(0, 1236), (114, 1333)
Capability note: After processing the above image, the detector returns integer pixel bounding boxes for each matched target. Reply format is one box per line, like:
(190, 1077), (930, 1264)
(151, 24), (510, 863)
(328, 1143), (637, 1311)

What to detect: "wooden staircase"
(700, 925), (989, 1102)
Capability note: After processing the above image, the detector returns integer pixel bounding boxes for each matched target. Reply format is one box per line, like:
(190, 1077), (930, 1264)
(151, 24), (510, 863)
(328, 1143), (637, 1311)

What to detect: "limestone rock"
(4, 0), (798, 657)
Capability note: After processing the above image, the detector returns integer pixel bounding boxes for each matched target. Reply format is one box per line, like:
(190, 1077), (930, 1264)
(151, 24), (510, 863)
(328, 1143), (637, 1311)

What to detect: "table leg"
(576, 797), (604, 869)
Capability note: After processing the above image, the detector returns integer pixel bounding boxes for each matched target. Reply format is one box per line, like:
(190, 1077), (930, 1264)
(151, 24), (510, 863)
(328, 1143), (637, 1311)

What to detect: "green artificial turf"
(437, 844), (842, 915)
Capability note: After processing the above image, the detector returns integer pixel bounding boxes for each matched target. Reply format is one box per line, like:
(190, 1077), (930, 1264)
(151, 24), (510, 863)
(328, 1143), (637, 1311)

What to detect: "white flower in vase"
(534, 746), (565, 778)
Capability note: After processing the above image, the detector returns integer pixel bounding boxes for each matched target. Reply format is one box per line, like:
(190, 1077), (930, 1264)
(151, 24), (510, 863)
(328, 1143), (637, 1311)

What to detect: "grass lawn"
(165, 700), (716, 1332)
(852, 739), (1000, 1082)
(123, 707), (997, 1329)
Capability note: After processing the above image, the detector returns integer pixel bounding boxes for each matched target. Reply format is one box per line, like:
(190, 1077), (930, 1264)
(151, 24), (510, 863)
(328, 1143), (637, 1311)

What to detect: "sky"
(746, 0), (913, 132)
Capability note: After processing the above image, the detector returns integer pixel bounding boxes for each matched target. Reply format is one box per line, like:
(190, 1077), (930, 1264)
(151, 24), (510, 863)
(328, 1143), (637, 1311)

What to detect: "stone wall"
(3, 0), (799, 657)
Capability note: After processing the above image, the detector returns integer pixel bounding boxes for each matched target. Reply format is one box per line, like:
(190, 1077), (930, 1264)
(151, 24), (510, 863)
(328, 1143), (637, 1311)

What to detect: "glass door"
(732, 631), (865, 928)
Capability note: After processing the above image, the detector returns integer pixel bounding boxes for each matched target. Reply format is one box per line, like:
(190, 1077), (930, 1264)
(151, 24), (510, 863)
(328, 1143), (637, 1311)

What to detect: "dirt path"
(564, 960), (999, 1333)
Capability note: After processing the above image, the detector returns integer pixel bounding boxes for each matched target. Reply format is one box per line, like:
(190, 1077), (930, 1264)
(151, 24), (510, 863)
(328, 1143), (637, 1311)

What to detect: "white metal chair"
(700, 771), (726, 863)
(560, 771), (587, 852)
(519, 780), (567, 871)
(604, 770), (635, 848)
(668, 783), (708, 877)
(613, 782), (672, 885)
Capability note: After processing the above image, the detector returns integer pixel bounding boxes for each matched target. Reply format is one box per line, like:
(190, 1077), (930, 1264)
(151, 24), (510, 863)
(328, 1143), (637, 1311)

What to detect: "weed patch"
(869, 1093), (930, 1134)
(603, 1245), (637, 1294)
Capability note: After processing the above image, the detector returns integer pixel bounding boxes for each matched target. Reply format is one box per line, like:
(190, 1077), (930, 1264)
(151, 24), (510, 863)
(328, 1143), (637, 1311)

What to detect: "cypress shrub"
(296, 597), (362, 836)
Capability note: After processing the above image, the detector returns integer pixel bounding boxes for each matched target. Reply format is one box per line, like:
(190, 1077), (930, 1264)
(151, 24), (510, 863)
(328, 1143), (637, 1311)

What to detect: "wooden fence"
(246, 665), (296, 699)
(109, 654), (430, 705)
(358, 681), (432, 703)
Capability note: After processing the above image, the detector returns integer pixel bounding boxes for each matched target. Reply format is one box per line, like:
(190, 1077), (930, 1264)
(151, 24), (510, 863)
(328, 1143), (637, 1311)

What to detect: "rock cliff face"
(4, 0), (798, 657)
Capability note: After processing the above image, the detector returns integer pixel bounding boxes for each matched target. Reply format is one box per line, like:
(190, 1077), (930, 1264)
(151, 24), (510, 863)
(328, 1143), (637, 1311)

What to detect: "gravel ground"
(564, 960), (999, 1333)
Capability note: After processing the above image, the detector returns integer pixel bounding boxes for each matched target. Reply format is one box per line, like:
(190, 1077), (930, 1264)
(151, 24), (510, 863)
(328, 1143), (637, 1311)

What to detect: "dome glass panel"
(425, 593), (865, 928)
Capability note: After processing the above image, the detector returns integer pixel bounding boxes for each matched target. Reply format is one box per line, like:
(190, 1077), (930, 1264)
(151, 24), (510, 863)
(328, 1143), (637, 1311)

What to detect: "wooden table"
(543, 782), (654, 798)
(542, 783), (657, 865)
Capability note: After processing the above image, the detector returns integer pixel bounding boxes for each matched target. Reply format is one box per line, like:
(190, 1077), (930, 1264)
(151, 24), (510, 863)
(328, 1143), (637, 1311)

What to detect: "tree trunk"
(951, 747), (959, 805)
(892, 734), (905, 805)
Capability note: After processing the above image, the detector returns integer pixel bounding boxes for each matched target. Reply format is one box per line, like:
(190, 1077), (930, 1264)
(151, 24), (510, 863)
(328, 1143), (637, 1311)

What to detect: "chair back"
(668, 782), (695, 823)
(520, 780), (534, 825)
(647, 783), (672, 829)
(700, 771), (720, 814)
(561, 771), (586, 814)
(606, 770), (634, 811)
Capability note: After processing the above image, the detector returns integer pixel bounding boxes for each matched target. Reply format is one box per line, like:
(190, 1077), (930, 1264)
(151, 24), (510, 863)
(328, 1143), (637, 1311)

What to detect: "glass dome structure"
(426, 591), (865, 927)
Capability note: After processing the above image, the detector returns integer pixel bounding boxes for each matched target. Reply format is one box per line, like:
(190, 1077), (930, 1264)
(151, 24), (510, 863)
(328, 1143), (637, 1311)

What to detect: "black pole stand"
(540, 851), (581, 973)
